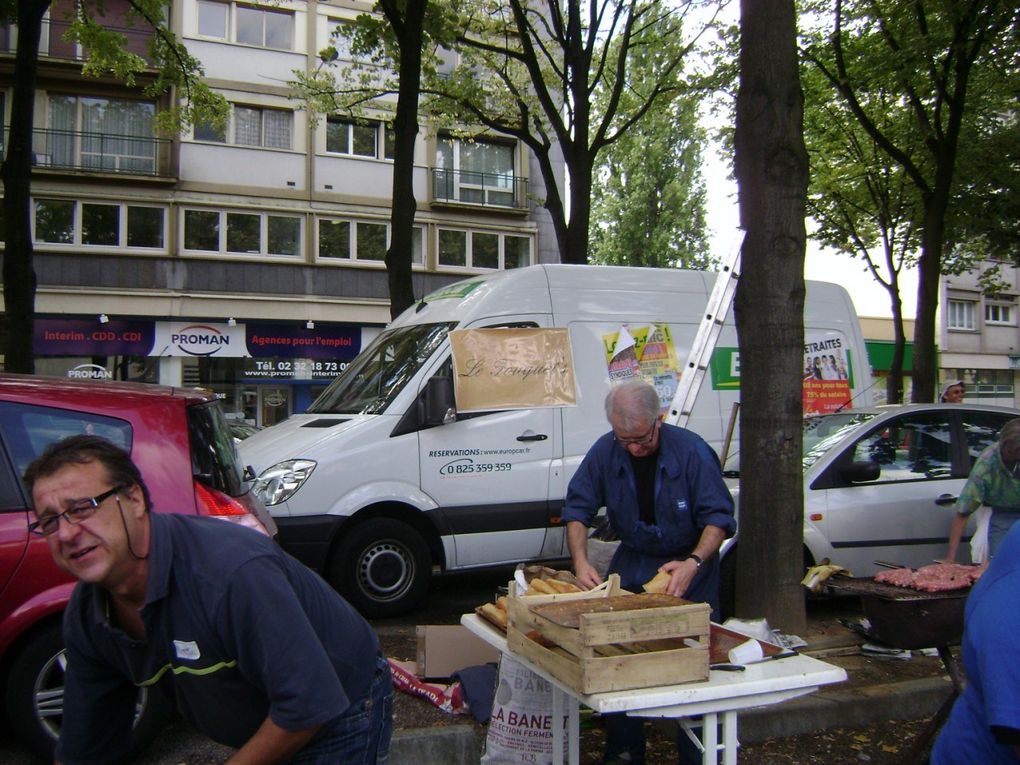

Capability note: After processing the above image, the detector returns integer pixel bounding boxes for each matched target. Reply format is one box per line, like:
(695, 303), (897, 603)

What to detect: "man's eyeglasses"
(614, 421), (658, 447)
(29, 485), (125, 537)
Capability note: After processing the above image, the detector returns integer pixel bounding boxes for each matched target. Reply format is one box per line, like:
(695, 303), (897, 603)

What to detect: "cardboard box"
(415, 624), (501, 679)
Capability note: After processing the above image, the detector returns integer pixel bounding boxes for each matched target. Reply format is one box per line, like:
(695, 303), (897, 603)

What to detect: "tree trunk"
(910, 199), (948, 402)
(382, 0), (426, 320)
(563, 157), (592, 265)
(1, 0), (49, 374)
(887, 292), (906, 404)
(733, 0), (808, 633)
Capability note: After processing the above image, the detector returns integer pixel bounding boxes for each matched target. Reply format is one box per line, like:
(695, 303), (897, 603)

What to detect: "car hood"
(238, 413), (372, 471)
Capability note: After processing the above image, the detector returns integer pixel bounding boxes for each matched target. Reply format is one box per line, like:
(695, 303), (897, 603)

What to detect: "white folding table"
(462, 613), (847, 765)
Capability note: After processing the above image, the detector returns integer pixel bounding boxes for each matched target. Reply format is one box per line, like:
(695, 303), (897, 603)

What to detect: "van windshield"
(308, 323), (455, 415)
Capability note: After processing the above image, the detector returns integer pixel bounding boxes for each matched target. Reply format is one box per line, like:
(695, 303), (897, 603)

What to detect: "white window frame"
(436, 136), (517, 207)
(947, 299), (976, 331)
(181, 208), (303, 258)
(985, 302), (1016, 326)
(325, 117), (393, 160)
(315, 217), (423, 266)
(436, 227), (533, 271)
(196, 0), (293, 50)
(32, 199), (167, 252)
(234, 105), (292, 149)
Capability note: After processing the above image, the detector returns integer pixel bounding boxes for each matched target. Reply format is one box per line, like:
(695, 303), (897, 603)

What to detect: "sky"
(701, 143), (919, 321)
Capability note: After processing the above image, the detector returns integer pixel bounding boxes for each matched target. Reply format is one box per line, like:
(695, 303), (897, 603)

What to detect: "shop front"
(33, 317), (380, 427)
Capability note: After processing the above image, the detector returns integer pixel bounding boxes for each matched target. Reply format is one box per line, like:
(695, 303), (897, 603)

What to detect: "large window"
(317, 218), (423, 265)
(34, 199), (166, 249)
(183, 208), (302, 257)
(197, 0), (293, 49)
(985, 302), (1015, 326)
(435, 136), (517, 206)
(235, 106), (291, 149)
(947, 299), (976, 331)
(437, 228), (532, 270)
(325, 117), (394, 159)
(47, 95), (156, 173)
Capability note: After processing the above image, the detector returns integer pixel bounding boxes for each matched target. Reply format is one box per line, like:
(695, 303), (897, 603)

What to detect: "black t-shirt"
(630, 451), (659, 525)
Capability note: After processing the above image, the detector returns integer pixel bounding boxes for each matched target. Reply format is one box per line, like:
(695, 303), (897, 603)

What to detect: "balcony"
(431, 168), (529, 210)
(30, 128), (173, 178)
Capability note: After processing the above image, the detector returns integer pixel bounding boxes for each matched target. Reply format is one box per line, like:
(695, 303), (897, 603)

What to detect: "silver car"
(721, 403), (1020, 601)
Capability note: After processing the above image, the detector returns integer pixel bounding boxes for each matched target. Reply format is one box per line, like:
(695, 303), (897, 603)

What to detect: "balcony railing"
(432, 168), (528, 209)
(30, 128), (173, 177)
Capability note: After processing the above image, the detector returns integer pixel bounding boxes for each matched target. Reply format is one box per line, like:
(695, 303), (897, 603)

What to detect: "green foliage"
(588, 20), (710, 269)
(66, 0), (227, 134)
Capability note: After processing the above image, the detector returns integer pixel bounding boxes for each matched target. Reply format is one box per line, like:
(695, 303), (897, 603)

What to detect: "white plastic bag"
(481, 652), (566, 764)
(970, 506), (991, 564)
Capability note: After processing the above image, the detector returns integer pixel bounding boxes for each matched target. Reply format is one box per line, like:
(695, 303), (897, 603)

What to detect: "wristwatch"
(686, 553), (703, 568)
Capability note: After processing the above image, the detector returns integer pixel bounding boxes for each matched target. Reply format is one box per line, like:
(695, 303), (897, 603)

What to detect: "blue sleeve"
(689, 439), (737, 537)
(220, 555), (349, 732)
(57, 618), (137, 764)
(969, 590), (1020, 737)
(561, 440), (608, 526)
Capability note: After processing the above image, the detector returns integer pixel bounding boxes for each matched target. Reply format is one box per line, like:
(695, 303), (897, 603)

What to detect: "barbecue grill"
(828, 575), (968, 764)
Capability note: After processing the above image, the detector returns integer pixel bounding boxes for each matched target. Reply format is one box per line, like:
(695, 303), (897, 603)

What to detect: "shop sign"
(154, 322), (247, 358)
(67, 363), (112, 380)
(245, 322), (361, 361)
(35, 318), (154, 356)
(241, 357), (350, 381)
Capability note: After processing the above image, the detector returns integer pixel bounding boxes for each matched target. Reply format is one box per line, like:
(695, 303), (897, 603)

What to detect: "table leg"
(701, 712), (719, 765)
(721, 712), (738, 765)
(552, 686), (564, 765)
(550, 685), (580, 765)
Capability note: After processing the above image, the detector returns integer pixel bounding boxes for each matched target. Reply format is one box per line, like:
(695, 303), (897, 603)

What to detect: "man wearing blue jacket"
(563, 378), (736, 765)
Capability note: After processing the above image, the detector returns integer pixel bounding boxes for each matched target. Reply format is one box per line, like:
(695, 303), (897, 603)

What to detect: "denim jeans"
(288, 655), (393, 765)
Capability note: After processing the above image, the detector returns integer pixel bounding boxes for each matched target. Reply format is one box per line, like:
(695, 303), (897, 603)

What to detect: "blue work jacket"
(562, 423), (736, 615)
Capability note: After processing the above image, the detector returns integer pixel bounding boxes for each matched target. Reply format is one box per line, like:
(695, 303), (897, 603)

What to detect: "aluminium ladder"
(663, 247), (742, 429)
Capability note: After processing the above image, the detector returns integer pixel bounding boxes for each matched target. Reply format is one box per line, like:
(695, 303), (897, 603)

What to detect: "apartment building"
(940, 259), (1019, 407)
(0, 0), (558, 426)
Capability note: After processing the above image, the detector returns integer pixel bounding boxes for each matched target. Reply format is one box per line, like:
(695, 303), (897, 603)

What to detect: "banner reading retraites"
(449, 328), (577, 412)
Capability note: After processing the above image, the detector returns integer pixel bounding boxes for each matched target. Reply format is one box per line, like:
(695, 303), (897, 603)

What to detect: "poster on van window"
(708, 331), (855, 415)
(449, 328), (577, 411)
(602, 324), (682, 414)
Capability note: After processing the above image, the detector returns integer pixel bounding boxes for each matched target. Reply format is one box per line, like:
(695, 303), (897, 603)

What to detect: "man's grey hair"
(999, 418), (1020, 462)
(604, 379), (661, 430)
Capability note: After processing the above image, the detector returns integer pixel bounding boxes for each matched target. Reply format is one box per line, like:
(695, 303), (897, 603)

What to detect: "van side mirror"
(424, 377), (457, 426)
(842, 460), (881, 483)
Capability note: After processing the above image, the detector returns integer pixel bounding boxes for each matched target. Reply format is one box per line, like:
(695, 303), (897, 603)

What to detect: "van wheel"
(4, 621), (172, 761)
(330, 518), (432, 618)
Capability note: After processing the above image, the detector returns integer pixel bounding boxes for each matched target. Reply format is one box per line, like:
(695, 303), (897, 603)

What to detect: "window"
(236, 5), (292, 49)
(197, 1), (292, 49)
(985, 302), (1015, 325)
(316, 218), (423, 264)
(326, 118), (393, 160)
(436, 136), (517, 206)
(235, 106), (291, 149)
(849, 412), (953, 483)
(437, 228), (533, 270)
(47, 95), (157, 173)
(183, 208), (302, 257)
(947, 300), (975, 330)
(197, 0), (228, 38)
(34, 199), (166, 249)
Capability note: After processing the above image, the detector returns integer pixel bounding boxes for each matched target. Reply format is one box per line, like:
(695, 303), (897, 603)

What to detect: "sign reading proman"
(449, 328), (577, 412)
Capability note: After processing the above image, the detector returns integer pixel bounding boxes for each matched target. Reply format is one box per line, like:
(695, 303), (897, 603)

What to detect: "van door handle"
(935, 494), (958, 506)
(517, 433), (548, 442)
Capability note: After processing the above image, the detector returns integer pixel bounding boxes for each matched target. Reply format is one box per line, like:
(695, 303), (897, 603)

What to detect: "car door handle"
(935, 494), (958, 506)
(517, 433), (548, 442)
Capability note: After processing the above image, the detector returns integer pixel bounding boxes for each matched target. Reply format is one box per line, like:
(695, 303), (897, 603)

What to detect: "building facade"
(940, 259), (1019, 407)
(0, 0), (559, 426)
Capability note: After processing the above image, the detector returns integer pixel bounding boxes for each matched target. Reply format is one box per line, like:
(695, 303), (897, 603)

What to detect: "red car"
(0, 374), (275, 760)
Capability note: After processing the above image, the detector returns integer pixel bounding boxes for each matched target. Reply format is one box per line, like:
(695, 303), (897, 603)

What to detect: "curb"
(390, 675), (955, 763)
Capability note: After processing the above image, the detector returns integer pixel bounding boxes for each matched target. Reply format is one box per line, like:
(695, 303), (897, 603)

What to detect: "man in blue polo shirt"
(25, 435), (392, 765)
(563, 379), (736, 765)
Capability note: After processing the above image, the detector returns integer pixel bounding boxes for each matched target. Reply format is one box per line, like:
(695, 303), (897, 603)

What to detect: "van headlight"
(253, 460), (317, 506)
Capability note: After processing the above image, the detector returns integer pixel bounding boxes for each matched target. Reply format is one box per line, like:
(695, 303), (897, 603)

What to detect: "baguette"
(642, 570), (672, 594)
(546, 579), (582, 594)
(479, 601), (508, 629)
(526, 578), (557, 595)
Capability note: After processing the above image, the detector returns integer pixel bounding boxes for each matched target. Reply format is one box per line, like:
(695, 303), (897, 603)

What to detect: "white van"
(240, 264), (873, 616)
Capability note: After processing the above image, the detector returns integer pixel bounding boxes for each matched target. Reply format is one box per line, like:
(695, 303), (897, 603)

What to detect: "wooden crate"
(506, 577), (710, 695)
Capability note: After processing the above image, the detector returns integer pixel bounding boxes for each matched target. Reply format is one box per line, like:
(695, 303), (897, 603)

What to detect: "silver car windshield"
(802, 411), (879, 470)
(308, 323), (455, 415)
